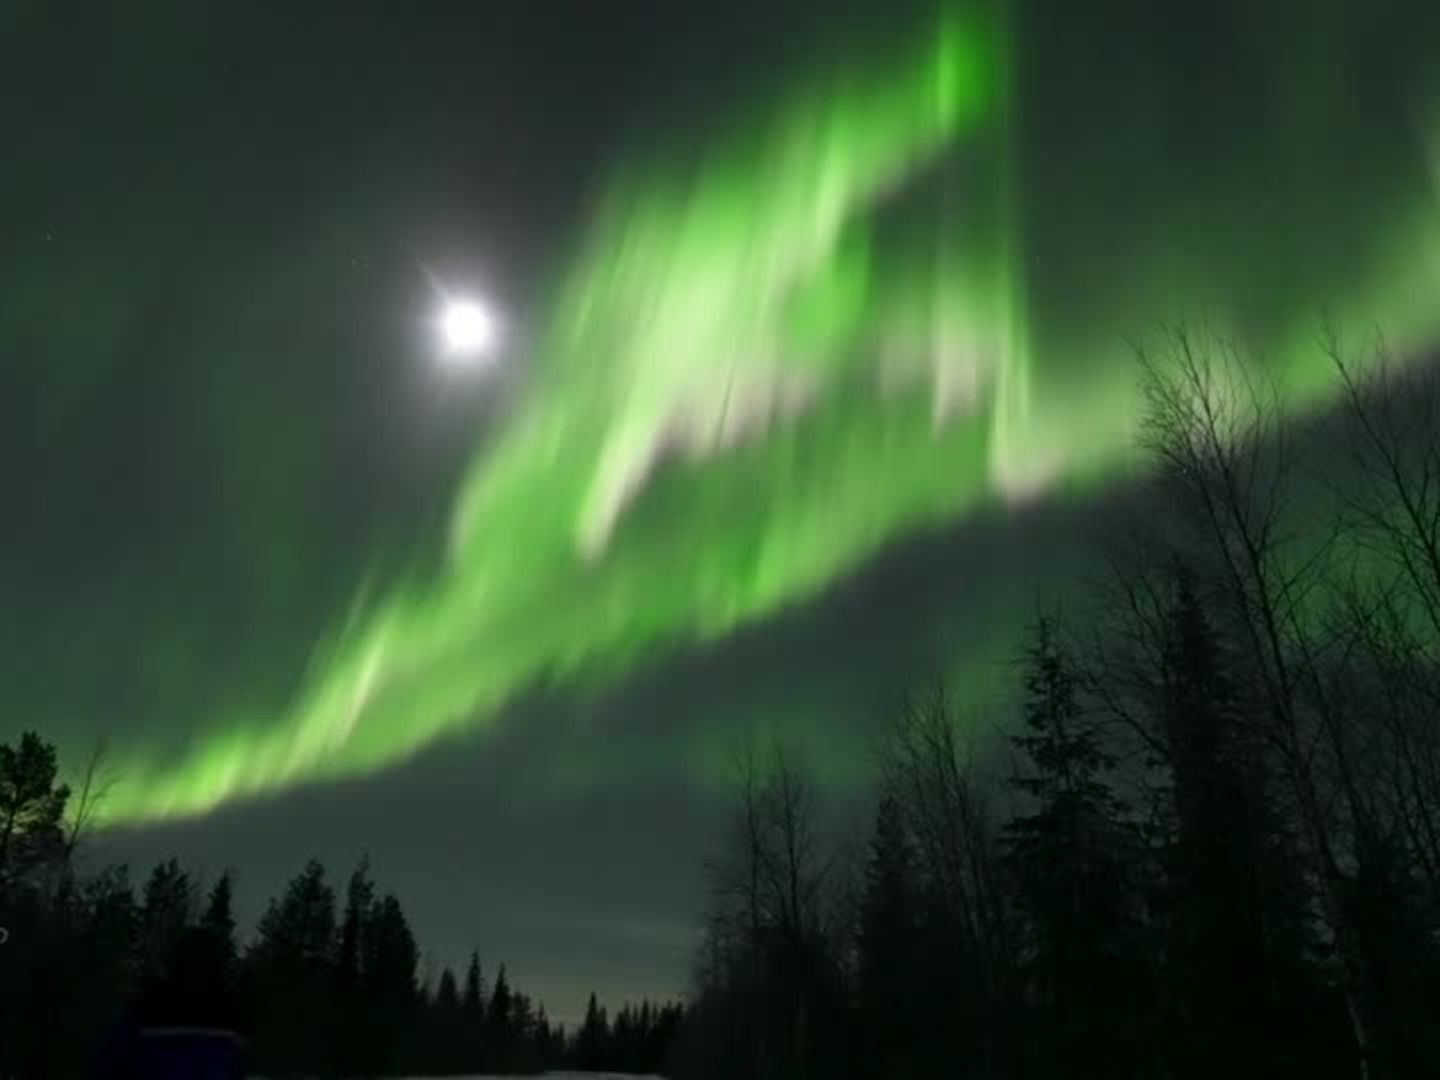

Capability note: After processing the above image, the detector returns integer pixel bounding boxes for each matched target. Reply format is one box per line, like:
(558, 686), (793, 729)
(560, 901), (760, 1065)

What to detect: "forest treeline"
(6, 329), (1440, 1079)
(667, 332), (1440, 1080)
(0, 749), (682, 1078)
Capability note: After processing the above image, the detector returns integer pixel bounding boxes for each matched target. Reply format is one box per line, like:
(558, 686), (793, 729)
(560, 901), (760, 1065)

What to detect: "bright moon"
(439, 298), (499, 360)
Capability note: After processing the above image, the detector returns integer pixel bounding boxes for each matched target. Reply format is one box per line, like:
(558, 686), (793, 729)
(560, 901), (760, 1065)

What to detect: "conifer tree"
(171, 871), (238, 1026)
(247, 859), (337, 1077)
(462, 947), (488, 1072)
(1158, 568), (1312, 1073)
(576, 990), (610, 1070)
(137, 858), (194, 991)
(487, 963), (514, 1072)
(1005, 617), (1148, 1076)
(0, 732), (70, 898)
(856, 794), (916, 1076)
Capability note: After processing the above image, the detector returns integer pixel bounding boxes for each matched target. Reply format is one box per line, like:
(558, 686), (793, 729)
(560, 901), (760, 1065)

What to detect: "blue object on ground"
(97, 1025), (246, 1080)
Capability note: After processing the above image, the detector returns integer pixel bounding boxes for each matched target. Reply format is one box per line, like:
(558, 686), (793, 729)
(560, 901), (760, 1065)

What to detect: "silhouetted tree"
(362, 892), (419, 1074)
(1139, 327), (1375, 1074)
(1004, 617), (1153, 1077)
(533, 1003), (561, 1070)
(0, 732), (78, 1078)
(1329, 337), (1440, 1074)
(0, 733), (638, 1080)
(135, 857), (195, 1020)
(429, 966), (463, 1073)
(0, 731), (70, 899)
(510, 990), (542, 1073)
(85, 864), (140, 989)
(337, 856), (373, 992)
(575, 991), (610, 1070)
(879, 686), (1016, 1075)
(245, 859), (336, 1077)
(684, 738), (850, 1080)
(167, 871), (239, 1028)
(462, 947), (488, 1071)
(486, 963), (514, 1072)
(1153, 568), (1321, 1075)
(856, 794), (917, 1077)
(328, 855), (375, 1075)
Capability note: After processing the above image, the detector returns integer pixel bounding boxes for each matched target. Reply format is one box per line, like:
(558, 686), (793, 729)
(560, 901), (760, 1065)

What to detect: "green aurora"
(92, 2), (1440, 825)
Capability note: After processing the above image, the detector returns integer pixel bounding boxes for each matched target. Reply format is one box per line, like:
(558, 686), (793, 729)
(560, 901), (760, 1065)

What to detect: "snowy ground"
(388, 1075), (662, 1080)
(254, 1074), (663, 1080)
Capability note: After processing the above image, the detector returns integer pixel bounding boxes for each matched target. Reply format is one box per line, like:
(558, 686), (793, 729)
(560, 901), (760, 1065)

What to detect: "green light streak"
(92, 2), (1440, 825)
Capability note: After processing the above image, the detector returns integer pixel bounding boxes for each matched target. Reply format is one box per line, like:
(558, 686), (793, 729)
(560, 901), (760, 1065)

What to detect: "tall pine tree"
(246, 859), (337, 1077)
(487, 964), (514, 1072)
(135, 857), (195, 1024)
(1159, 567), (1331, 1075)
(362, 893), (420, 1074)
(856, 794), (917, 1077)
(170, 871), (238, 1026)
(576, 991), (610, 1070)
(1005, 617), (1150, 1076)
(462, 947), (488, 1072)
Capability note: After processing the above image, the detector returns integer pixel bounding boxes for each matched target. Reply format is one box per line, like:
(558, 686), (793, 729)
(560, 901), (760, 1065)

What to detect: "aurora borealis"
(81, 6), (1017, 823)
(5, 0), (1440, 1019)
(68, 0), (1440, 826)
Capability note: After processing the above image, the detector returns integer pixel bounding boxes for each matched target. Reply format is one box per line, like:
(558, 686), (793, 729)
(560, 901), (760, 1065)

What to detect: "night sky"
(4, 0), (1439, 1022)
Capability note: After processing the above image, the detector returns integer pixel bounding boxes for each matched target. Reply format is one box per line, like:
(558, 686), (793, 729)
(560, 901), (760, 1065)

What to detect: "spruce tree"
(337, 855), (374, 992)
(171, 871), (238, 1026)
(576, 991), (609, 1070)
(1004, 617), (1148, 1076)
(333, 856), (376, 1076)
(462, 947), (488, 1072)
(199, 872), (236, 960)
(433, 967), (462, 1073)
(1159, 567), (1326, 1075)
(247, 859), (337, 1076)
(362, 893), (419, 1074)
(137, 858), (194, 995)
(487, 963), (514, 1072)
(856, 794), (916, 1076)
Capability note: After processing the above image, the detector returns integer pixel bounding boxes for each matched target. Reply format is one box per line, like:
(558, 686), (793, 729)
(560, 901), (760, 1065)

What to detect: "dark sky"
(3, 0), (970, 1020)
(4, 0), (1439, 1023)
